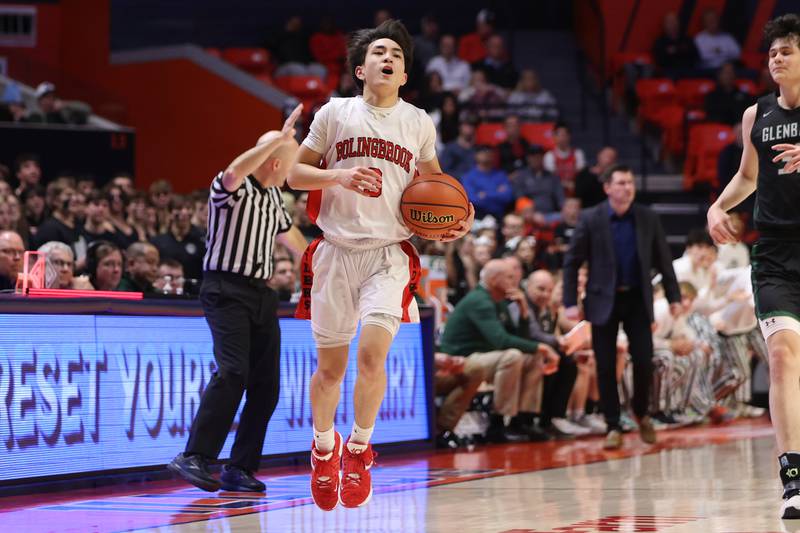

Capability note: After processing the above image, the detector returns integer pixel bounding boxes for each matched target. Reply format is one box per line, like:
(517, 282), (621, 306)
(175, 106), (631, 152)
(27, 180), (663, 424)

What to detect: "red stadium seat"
(675, 79), (716, 110)
(274, 76), (330, 112)
(520, 122), (556, 150)
(652, 105), (686, 155)
(205, 47), (222, 58)
(222, 47), (272, 75)
(475, 123), (507, 146)
(741, 51), (765, 71)
(683, 123), (734, 189)
(635, 79), (676, 123)
(736, 79), (757, 96)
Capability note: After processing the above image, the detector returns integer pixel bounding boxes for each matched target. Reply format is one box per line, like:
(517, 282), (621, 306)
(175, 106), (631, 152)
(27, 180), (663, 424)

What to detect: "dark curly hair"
(347, 19), (413, 90)
(764, 13), (800, 48)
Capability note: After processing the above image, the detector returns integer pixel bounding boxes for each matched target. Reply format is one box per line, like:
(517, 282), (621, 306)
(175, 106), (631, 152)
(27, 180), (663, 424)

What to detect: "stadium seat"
(683, 123), (734, 190)
(652, 105), (686, 155)
(205, 48), (222, 58)
(676, 78), (716, 110)
(635, 79), (676, 123)
(736, 79), (757, 96)
(222, 47), (272, 75)
(520, 122), (556, 150)
(741, 51), (765, 71)
(274, 75), (330, 112)
(475, 123), (507, 146)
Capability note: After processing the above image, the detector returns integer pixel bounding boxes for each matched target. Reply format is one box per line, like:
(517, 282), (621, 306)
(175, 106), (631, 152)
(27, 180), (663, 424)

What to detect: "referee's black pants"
(185, 271), (281, 472)
(590, 287), (654, 431)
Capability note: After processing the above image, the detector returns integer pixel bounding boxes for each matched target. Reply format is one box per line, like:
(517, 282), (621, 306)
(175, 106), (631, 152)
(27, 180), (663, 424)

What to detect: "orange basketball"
(400, 174), (470, 240)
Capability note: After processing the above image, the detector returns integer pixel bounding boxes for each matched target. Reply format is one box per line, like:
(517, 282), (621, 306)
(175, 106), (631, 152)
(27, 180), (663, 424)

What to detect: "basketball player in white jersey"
(288, 19), (474, 510)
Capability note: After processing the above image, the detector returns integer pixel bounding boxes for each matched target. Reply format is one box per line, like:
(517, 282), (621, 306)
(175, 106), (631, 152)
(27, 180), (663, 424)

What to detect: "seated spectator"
(430, 93), (460, 151)
(413, 14), (440, 70)
(510, 235), (537, 278)
(37, 240), (92, 289)
(472, 34), (518, 89)
(268, 256), (297, 302)
(271, 15), (327, 79)
(127, 192), (158, 242)
(511, 145), (565, 221)
(111, 172), (136, 197)
(149, 179), (173, 234)
(374, 8), (392, 27)
(497, 115), (530, 174)
(21, 186), (47, 235)
(426, 34), (471, 94)
(0, 178), (10, 197)
(458, 9), (495, 64)
(0, 230), (24, 291)
(14, 153), (42, 197)
(440, 119), (477, 178)
(694, 9), (741, 72)
(76, 176), (96, 198)
(292, 192), (322, 242)
(118, 242), (160, 294)
(672, 229), (725, 315)
(150, 195), (206, 282)
(461, 146), (513, 219)
(154, 259), (185, 295)
(3, 194), (30, 248)
(418, 71), (446, 112)
(433, 351), (485, 448)
(705, 62), (752, 125)
(27, 82), (88, 125)
(507, 68), (558, 121)
(652, 12), (698, 78)
(524, 269), (583, 438)
(81, 190), (120, 248)
(0, 83), (27, 123)
(438, 258), (561, 442)
(0, 195), (12, 232)
(105, 185), (139, 250)
(190, 190), (209, 234)
(499, 213), (525, 253)
(457, 70), (507, 118)
(86, 240), (123, 291)
(309, 15), (347, 82)
(544, 123), (586, 197)
(33, 183), (87, 265)
(553, 197), (582, 255)
(575, 146), (615, 208)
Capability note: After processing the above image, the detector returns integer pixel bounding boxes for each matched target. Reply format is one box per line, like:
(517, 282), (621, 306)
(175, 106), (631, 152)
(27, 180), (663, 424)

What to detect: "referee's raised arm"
(221, 103), (303, 192)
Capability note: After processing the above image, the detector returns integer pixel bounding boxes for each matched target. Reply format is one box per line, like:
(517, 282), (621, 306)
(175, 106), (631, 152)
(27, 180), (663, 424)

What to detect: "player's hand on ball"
(335, 167), (382, 196)
(707, 204), (737, 244)
(439, 203), (475, 242)
(281, 103), (303, 140)
(772, 143), (800, 174)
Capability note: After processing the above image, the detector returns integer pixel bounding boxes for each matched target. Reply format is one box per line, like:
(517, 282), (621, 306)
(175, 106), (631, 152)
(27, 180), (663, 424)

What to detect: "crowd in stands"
(0, 8), (769, 450)
(0, 82), (91, 125)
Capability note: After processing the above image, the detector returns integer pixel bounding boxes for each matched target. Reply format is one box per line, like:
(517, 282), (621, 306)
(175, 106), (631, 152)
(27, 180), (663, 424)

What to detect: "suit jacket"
(563, 201), (680, 325)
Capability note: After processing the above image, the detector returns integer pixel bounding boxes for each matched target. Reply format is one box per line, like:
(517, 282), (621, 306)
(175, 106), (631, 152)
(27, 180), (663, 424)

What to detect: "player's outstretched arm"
(287, 145), (381, 197)
(707, 104), (758, 244)
(221, 104), (303, 192)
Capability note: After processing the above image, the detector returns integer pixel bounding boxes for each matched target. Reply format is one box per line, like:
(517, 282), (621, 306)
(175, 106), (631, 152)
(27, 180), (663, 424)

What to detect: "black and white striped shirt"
(203, 172), (292, 280)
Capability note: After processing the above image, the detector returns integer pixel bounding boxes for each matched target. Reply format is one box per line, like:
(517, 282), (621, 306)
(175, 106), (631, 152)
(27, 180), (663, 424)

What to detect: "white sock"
(314, 425), (335, 456)
(572, 409), (585, 421)
(348, 422), (374, 453)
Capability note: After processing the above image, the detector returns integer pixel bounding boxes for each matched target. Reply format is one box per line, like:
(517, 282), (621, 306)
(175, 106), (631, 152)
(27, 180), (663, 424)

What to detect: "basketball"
(400, 174), (470, 240)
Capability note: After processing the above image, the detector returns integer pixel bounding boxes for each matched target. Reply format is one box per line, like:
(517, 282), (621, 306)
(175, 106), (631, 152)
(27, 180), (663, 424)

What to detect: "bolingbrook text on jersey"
(334, 137), (414, 172)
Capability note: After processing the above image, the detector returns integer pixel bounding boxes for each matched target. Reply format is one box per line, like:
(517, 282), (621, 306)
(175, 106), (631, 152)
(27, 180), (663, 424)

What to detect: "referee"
(169, 104), (306, 492)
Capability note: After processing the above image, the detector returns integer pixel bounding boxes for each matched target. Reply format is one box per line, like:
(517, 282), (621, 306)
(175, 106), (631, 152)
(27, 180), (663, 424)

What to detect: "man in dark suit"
(563, 164), (681, 450)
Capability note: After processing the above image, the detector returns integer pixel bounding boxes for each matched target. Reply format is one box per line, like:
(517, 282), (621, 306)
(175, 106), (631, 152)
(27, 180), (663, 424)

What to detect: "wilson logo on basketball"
(409, 209), (455, 225)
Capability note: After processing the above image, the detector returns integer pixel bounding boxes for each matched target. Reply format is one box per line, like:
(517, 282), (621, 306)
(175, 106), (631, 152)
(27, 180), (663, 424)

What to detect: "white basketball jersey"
(302, 96), (437, 242)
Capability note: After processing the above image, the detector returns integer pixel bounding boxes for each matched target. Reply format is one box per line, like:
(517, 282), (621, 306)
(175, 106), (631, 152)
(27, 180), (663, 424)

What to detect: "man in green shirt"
(439, 258), (560, 442)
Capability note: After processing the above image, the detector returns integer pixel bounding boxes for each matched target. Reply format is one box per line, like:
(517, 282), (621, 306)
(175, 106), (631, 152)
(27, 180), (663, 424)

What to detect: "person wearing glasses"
(0, 230), (25, 291)
(37, 240), (92, 289)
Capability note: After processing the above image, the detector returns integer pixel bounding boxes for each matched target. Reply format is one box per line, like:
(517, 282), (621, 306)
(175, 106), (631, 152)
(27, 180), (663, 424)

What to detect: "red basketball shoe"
(310, 431), (343, 511)
(340, 439), (377, 508)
